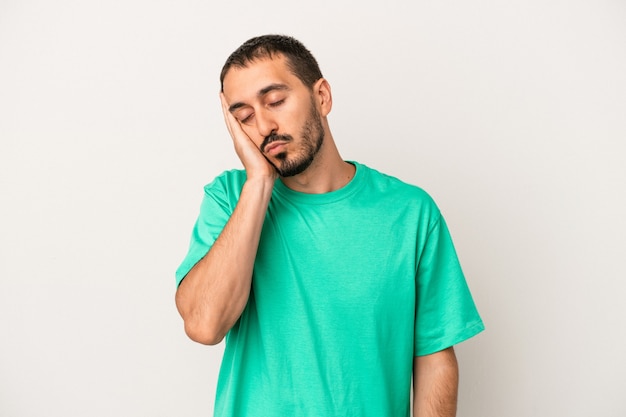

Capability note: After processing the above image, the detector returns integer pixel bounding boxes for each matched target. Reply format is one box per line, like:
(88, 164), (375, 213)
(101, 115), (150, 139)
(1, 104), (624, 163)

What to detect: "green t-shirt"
(176, 162), (484, 417)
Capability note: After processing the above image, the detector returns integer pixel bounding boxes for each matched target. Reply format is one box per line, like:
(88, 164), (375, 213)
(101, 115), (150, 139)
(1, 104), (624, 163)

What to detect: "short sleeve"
(174, 172), (244, 287)
(414, 215), (484, 356)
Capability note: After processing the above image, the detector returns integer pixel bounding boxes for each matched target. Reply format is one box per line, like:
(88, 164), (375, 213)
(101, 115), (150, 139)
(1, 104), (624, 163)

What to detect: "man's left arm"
(413, 347), (459, 417)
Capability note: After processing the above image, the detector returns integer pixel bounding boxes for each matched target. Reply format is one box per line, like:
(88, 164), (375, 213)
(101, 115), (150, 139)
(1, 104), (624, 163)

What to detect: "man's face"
(222, 55), (325, 177)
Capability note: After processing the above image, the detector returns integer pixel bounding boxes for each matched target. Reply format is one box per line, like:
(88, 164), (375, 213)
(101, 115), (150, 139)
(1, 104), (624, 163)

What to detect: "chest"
(253, 201), (420, 319)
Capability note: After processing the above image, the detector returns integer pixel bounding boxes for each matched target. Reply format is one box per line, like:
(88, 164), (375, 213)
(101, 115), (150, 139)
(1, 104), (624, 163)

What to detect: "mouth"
(264, 141), (289, 155)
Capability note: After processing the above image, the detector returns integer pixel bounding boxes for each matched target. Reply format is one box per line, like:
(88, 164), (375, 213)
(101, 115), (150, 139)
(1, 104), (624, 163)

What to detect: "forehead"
(222, 55), (303, 102)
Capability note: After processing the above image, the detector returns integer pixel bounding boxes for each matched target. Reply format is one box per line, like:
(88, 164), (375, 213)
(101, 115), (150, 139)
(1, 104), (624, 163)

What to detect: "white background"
(1, 1), (625, 416)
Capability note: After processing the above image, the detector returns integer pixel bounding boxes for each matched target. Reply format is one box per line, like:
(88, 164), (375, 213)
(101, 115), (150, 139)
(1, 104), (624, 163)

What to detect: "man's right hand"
(220, 93), (278, 182)
(176, 96), (278, 345)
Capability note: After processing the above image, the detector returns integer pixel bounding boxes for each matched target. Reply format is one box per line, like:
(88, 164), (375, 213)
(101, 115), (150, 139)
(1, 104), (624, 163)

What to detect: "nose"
(255, 109), (278, 138)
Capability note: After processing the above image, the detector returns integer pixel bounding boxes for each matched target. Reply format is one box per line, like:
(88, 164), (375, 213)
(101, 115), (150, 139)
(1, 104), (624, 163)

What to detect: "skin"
(175, 54), (459, 416)
(414, 347), (459, 417)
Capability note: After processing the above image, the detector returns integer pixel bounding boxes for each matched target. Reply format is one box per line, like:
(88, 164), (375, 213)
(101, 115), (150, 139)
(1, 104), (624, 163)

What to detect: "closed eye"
(237, 98), (285, 124)
(240, 113), (254, 124)
(269, 99), (285, 108)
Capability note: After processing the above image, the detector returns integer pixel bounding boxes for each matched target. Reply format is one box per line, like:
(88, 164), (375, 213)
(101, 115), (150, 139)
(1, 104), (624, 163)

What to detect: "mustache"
(261, 132), (293, 153)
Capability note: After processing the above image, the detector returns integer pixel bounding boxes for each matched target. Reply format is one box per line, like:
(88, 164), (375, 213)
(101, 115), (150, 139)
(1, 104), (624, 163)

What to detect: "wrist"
(243, 175), (276, 199)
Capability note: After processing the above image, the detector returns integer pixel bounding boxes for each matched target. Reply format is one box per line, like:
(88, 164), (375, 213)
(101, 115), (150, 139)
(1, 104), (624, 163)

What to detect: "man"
(175, 34), (484, 417)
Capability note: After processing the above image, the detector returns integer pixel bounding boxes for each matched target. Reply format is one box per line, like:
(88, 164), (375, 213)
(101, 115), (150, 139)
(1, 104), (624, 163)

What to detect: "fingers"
(220, 93), (239, 140)
(220, 92), (253, 152)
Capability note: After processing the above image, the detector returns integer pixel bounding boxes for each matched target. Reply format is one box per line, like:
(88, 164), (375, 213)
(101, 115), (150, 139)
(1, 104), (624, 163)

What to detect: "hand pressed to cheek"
(219, 93), (240, 138)
(220, 93), (257, 148)
(219, 93), (278, 179)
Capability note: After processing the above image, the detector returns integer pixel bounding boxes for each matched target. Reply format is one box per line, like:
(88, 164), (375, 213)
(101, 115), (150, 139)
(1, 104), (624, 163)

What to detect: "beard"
(261, 99), (325, 178)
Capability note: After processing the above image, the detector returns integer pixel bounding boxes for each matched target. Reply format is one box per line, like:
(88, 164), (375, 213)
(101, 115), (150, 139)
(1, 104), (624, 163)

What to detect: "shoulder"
(356, 162), (438, 209)
(200, 169), (247, 208)
(203, 168), (247, 194)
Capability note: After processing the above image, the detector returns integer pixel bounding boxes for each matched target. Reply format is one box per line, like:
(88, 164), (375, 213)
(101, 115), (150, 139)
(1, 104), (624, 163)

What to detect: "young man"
(175, 34), (484, 417)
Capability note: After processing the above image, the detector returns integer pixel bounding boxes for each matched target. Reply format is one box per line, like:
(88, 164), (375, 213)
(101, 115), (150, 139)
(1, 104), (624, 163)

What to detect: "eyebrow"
(228, 83), (290, 113)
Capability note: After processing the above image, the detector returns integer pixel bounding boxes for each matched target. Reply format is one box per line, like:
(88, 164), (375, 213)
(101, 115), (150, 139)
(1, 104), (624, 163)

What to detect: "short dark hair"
(220, 34), (323, 91)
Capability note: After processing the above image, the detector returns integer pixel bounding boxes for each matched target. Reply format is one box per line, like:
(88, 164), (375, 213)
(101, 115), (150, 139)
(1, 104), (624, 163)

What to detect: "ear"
(312, 78), (332, 117)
